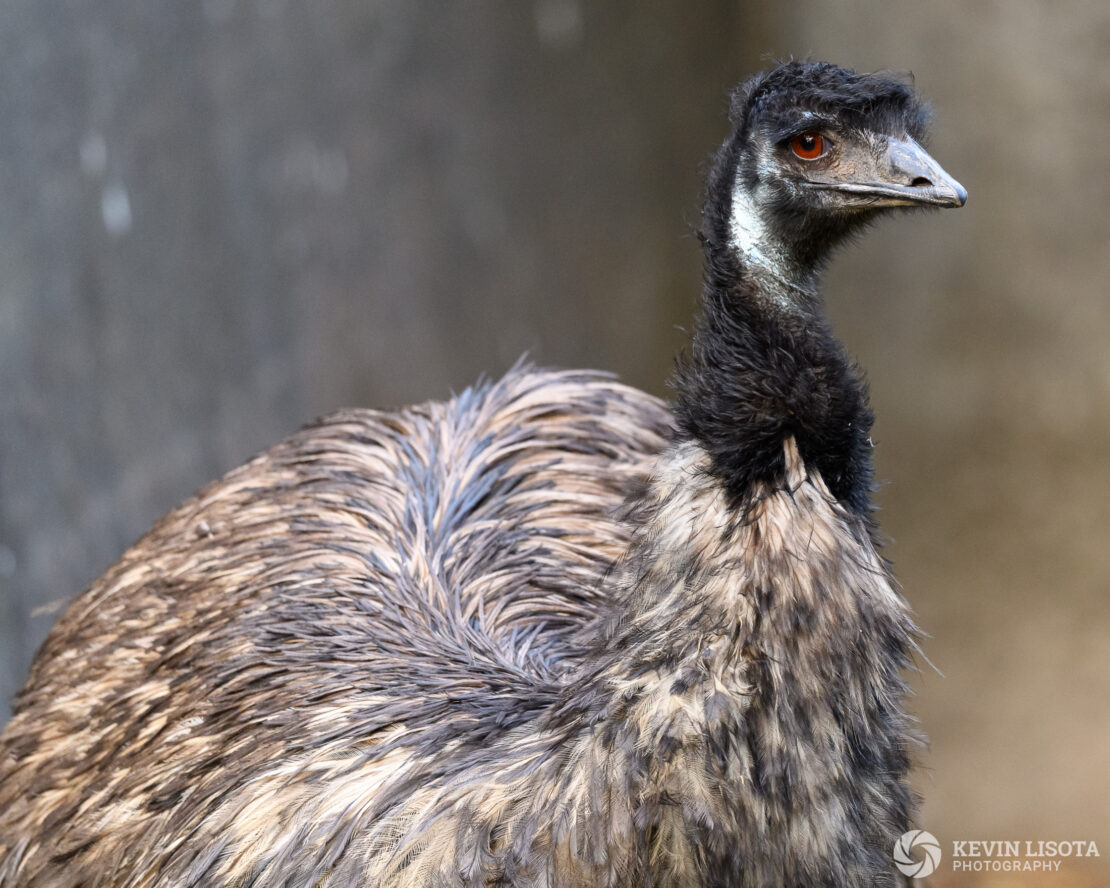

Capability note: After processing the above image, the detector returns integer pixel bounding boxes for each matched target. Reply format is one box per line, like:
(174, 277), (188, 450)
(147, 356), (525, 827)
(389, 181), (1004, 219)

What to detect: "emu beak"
(818, 136), (968, 209)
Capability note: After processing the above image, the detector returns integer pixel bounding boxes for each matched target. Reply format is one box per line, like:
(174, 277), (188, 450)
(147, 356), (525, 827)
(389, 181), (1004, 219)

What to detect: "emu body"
(0, 371), (672, 885)
(0, 62), (964, 887)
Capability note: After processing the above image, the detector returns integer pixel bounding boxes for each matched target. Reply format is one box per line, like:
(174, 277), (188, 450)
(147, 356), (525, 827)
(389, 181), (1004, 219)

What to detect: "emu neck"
(674, 230), (875, 515)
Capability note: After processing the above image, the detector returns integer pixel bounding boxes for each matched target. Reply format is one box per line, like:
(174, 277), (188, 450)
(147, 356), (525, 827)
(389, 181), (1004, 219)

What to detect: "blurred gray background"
(1, 1), (1107, 883)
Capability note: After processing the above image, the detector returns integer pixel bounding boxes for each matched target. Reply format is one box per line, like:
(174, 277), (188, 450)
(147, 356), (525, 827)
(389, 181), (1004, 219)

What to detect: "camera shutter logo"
(894, 830), (942, 878)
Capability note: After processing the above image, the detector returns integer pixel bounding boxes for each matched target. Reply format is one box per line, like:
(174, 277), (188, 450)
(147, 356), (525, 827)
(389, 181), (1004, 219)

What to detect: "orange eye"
(791, 132), (825, 160)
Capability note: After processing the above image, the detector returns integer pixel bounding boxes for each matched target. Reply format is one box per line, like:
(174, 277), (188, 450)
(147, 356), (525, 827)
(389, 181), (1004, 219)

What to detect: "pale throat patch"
(727, 142), (784, 267)
(728, 184), (774, 269)
(727, 152), (814, 311)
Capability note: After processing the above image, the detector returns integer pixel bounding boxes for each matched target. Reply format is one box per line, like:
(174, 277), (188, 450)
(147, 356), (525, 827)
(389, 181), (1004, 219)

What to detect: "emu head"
(713, 61), (966, 286)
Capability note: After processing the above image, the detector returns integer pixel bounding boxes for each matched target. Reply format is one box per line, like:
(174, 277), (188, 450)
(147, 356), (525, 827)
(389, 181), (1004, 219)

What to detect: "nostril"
(911, 176), (933, 188)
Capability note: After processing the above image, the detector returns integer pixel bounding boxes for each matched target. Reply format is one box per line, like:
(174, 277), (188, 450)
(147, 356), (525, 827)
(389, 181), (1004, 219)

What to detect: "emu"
(0, 61), (965, 887)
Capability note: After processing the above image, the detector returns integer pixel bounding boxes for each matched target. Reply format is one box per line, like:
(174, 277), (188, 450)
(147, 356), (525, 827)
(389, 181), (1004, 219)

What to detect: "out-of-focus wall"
(0, 0), (743, 713)
(1, 1), (1107, 881)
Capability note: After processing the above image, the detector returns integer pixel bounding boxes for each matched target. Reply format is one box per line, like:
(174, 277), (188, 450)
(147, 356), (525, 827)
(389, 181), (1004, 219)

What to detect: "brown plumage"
(0, 369), (672, 885)
(0, 61), (966, 887)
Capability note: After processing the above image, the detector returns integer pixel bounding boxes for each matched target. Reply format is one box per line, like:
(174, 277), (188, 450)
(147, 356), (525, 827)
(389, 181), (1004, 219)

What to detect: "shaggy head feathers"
(732, 61), (929, 146)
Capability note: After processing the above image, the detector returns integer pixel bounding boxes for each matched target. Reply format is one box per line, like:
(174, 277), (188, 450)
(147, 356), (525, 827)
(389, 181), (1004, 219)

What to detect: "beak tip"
(888, 137), (967, 208)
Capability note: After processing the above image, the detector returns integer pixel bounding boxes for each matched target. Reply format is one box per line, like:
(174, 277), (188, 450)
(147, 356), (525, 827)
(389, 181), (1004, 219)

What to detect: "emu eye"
(790, 132), (825, 160)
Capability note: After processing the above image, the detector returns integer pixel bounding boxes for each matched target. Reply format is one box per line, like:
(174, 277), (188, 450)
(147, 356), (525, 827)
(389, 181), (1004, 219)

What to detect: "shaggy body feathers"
(0, 370), (672, 885)
(0, 61), (963, 887)
(0, 382), (913, 886)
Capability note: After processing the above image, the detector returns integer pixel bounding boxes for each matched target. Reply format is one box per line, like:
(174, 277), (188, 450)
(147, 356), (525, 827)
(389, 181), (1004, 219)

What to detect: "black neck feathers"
(673, 128), (876, 515)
